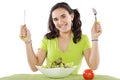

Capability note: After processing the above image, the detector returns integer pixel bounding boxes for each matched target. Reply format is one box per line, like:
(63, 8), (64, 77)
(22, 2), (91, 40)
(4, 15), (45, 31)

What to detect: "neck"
(59, 31), (72, 39)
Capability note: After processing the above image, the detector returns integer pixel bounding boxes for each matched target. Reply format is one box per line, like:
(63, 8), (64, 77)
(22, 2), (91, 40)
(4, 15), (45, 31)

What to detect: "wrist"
(92, 39), (98, 42)
(24, 40), (32, 44)
(92, 36), (98, 39)
(92, 39), (98, 45)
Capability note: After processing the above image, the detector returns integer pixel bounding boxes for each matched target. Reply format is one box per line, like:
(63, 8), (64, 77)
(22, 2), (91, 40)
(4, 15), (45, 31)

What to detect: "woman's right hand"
(20, 24), (32, 44)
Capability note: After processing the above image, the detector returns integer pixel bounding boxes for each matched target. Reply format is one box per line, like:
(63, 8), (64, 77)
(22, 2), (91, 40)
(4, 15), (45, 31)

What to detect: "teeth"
(59, 25), (65, 28)
(59, 24), (67, 29)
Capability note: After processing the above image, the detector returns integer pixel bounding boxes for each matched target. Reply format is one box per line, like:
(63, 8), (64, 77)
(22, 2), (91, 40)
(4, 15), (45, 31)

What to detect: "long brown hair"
(45, 2), (82, 43)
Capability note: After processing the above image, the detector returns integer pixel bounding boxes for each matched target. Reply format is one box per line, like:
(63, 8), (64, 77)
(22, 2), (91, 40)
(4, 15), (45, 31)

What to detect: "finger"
(94, 20), (101, 32)
(26, 29), (31, 36)
(96, 23), (102, 33)
(21, 24), (27, 30)
(20, 25), (27, 39)
(91, 21), (96, 32)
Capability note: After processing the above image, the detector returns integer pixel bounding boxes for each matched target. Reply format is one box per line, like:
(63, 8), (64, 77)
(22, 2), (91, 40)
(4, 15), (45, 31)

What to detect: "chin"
(61, 30), (71, 33)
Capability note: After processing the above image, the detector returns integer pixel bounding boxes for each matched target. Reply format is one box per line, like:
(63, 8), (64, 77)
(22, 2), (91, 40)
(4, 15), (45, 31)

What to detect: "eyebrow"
(61, 14), (66, 16)
(52, 13), (66, 19)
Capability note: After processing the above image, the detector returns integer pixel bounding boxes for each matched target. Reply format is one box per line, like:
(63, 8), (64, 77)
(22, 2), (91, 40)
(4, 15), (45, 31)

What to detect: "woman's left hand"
(91, 21), (102, 39)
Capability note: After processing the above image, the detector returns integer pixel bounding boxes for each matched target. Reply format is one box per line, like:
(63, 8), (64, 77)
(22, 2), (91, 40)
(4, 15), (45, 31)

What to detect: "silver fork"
(24, 10), (26, 25)
(92, 8), (97, 21)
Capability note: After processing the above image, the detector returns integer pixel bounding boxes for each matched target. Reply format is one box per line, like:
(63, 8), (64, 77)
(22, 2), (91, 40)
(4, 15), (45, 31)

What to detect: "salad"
(42, 57), (74, 68)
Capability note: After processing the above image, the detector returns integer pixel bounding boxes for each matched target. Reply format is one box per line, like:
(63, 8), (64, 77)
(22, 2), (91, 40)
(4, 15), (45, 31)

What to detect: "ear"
(70, 13), (74, 21)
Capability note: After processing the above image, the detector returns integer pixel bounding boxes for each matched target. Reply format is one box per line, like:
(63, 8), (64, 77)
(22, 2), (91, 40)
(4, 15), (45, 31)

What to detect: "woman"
(20, 2), (102, 74)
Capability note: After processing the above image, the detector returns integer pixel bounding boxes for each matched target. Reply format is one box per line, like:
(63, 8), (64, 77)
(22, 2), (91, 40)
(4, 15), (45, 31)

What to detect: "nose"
(58, 19), (63, 25)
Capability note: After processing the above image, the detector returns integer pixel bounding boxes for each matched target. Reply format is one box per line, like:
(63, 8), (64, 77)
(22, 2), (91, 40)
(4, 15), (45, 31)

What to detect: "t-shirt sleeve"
(82, 35), (91, 52)
(39, 37), (48, 51)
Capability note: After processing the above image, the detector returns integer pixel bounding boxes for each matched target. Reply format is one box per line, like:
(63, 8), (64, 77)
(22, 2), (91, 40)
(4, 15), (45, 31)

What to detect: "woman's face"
(52, 8), (74, 33)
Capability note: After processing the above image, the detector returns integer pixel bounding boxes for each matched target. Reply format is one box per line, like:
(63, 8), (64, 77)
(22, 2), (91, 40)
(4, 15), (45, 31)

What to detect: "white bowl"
(36, 66), (77, 78)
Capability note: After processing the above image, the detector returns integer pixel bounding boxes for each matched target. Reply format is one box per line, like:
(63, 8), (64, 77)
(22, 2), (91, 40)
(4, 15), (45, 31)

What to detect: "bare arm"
(20, 25), (46, 71)
(84, 42), (99, 70)
(25, 42), (46, 72)
(25, 42), (38, 71)
(84, 21), (102, 70)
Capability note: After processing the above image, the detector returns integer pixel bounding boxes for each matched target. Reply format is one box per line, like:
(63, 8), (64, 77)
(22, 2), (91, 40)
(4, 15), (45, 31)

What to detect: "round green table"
(0, 74), (119, 80)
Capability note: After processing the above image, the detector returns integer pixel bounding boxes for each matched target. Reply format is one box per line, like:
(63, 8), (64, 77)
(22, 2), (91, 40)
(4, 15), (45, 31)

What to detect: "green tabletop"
(0, 74), (120, 80)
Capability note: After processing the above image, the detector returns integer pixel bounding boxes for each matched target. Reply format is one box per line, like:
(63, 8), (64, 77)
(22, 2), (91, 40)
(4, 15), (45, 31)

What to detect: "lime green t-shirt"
(39, 34), (91, 74)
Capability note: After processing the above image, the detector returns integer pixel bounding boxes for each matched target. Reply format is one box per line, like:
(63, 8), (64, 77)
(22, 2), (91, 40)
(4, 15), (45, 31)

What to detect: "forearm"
(89, 19), (102, 70)
(89, 41), (100, 70)
(25, 42), (38, 71)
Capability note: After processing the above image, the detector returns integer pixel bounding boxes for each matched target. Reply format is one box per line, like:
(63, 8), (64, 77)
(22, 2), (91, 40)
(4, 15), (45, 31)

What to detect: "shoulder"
(80, 34), (90, 42)
(81, 34), (89, 39)
(41, 36), (57, 43)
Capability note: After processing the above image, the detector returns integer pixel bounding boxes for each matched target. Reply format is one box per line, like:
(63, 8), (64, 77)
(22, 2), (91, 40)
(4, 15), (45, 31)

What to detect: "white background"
(0, 0), (120, 78)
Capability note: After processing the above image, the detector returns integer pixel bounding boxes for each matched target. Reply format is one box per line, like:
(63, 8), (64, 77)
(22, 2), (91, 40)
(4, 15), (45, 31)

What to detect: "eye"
(53, 18), (58, 21)
(61, 14), (66, 18)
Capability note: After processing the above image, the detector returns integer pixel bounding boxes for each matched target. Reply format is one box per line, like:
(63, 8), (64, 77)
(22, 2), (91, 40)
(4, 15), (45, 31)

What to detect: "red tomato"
(83, 69), (94, 80)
